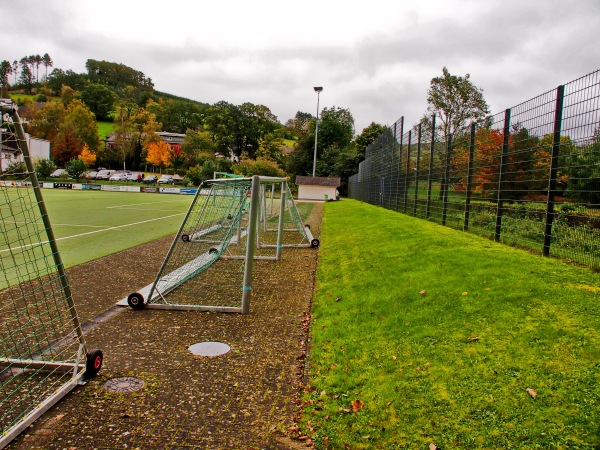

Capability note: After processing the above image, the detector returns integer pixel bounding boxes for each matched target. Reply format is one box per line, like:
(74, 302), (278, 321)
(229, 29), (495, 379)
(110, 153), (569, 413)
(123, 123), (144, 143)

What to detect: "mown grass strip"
(303, 199), (600, 449)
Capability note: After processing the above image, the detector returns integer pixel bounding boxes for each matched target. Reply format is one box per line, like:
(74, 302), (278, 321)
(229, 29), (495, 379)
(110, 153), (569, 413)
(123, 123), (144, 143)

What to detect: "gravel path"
(7, 203), (322, 450)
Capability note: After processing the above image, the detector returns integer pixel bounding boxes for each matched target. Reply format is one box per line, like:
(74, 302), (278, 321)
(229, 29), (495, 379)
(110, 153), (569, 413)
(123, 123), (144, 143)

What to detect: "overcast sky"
(3, 0), (599, 134)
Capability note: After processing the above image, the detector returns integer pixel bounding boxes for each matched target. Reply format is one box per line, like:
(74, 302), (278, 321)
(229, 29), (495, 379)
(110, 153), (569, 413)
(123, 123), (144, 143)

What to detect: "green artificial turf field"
(41, 189), (193, 267)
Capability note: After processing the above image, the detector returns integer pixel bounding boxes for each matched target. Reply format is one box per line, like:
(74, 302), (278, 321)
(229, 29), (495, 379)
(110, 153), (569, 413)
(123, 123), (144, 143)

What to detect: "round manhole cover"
(188, 341), (230, 357)
(103, 377), (145, 393)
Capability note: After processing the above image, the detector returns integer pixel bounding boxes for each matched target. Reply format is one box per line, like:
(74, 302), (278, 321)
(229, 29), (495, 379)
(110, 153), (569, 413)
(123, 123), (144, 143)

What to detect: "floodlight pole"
(312, 86), (323, 177)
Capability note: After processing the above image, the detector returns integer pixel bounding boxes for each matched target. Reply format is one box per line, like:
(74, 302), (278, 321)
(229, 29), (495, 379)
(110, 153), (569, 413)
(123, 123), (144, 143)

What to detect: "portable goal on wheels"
(0, 103), (103, 449)
(126, 176), (318, 314)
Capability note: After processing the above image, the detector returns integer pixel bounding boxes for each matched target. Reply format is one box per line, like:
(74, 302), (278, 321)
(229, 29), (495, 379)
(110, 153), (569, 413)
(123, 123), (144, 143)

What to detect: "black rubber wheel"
(305, 224), (311, 230)
(311, 238), (320, 248)
(209, 247), (219, 254)
(127, 292), (146, 310)
(85, 349), (103, 379)
(181, 234), (190, 242)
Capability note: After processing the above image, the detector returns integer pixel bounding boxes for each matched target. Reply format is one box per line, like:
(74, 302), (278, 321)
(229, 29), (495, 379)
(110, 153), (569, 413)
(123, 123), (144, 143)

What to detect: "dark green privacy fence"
(349, 70), (600, 270)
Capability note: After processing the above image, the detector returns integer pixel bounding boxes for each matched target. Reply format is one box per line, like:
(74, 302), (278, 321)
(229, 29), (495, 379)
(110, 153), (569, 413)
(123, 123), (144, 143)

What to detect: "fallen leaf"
(324, 437), (329, 445)
(351, 399), (364, 412)
(526, 388), (537, 398)
(335, 297), (341, 302)
(429, 444), (438, 450)
(468, 336), (480, 342)
(462, 292), (468, 296)
(420, 290), (427, 295)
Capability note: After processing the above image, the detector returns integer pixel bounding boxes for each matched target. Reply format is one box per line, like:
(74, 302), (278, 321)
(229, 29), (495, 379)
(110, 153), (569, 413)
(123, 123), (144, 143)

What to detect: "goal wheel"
(305, 224), (311, 230)
(85, 349), (103, 379)
(209, 247), (219, 254)
(127, 292), (146, 310)
(181, 234), (190, 242)
(311, 238), (320, 248)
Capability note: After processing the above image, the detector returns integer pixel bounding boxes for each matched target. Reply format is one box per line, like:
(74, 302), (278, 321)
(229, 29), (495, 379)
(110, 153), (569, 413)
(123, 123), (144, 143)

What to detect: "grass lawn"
(41, 189), (193, 267)
(97, 120), (114, 141)
(302, 199), (600, 449)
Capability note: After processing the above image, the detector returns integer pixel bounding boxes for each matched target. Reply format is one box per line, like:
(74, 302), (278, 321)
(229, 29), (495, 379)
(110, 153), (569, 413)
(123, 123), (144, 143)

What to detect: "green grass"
(42, 189), (193, 267)
(97, 120), (114, 141)
(302, 199), (600, 449)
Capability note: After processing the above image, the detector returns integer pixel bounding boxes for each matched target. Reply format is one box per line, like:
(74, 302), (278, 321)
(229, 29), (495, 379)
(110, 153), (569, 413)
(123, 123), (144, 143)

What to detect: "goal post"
(0, 102), (103, 449)
(126, 176), (318, 314)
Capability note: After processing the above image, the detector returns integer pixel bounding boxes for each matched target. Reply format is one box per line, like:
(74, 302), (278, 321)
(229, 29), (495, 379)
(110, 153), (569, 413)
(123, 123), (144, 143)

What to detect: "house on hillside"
(295, 176), (340, 201)
(105, 131), (186, 153)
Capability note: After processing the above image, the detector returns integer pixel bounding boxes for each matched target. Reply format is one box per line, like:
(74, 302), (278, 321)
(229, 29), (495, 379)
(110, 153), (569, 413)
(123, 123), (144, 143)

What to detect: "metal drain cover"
(189, 341), (230, 357)
(103, 377), (145, 393)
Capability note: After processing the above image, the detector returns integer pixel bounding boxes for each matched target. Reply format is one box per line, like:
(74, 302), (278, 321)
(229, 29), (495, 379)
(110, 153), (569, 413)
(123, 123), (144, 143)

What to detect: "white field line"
(107, 199), (187, 209)
(0, 212), (185, 255)
(3, 220), (108, 229)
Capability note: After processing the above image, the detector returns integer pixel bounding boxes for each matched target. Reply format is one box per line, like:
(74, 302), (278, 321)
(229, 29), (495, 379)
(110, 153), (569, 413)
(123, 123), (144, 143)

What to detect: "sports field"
(40, 189), (193, 267)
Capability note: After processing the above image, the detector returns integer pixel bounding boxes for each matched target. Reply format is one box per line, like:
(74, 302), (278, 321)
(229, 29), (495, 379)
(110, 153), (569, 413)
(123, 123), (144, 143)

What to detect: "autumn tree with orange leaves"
(146, 141), (174, 171)
(78, 144), (97, 167)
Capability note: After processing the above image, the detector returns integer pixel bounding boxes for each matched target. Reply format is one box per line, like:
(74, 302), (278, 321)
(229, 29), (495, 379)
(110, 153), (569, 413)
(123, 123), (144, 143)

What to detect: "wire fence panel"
(349, 70), (600, 270)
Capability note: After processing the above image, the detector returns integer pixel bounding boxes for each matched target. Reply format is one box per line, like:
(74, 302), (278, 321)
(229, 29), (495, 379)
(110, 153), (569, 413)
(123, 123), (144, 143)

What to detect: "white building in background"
(295, 176), (341, 201)
(0, 129), (51, 171)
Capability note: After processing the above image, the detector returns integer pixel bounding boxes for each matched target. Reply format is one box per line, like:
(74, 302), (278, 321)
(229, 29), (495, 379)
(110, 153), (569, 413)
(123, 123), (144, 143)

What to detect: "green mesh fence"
(0, 103), (102, 448)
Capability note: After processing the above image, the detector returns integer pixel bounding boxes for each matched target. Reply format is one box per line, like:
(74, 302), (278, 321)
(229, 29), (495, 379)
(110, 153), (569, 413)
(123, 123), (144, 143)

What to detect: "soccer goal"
(0, 102), (103, 449)
(126, 176), (318, 314)
(127, 176), (261, 313)
(256, 179), (320, 251)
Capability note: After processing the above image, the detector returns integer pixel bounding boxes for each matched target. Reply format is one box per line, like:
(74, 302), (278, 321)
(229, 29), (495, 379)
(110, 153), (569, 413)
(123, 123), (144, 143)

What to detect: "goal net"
(0, 103), (102, 449)
(126, 176), (318, 314)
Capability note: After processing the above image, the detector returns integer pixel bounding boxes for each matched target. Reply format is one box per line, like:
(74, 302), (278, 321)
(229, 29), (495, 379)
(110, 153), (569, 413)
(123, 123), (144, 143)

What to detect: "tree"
(426, 67), (489, 144)
(78, 144), (97, 167)
(19, 65), (34, 93)
(42, 53), (53, 80)
(33, 54), (42, 82)
(182, 128), (216, 166)
(233, 156), (286, 178)
(60, 85), (77, 106)
(12, 60), (18, 85)
(53, 129), (85, 165)
(565, 132), (600, 204)
(25, 100), (66, 143)
(62, 99), (100, 151)
(34, 158), (56, 178)
(146, 141), (173, 171)
(287, 106), (355, 178)
(81, 83), (116, 120)
(354, 122), (386, 160)
(66, 157), (87, 181)
(0, 60), (12, 88)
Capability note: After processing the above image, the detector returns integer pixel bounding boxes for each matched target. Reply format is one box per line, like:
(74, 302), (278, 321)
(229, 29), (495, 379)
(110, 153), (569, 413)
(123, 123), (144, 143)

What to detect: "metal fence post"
(442, 133), (453, 226)
(426, 115), (436, 219)
(395, 117), (404, 211)
(404, 130), (412, 211)
(464, 123), (476, 231)
(495, 109), (511, 243)
(543, 85), (565, 256)
(414, 123), (422, 216)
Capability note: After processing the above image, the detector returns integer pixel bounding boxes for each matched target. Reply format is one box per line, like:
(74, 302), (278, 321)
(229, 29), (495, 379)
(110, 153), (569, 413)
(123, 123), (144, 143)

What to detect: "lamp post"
(312, 86), (323, 177)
